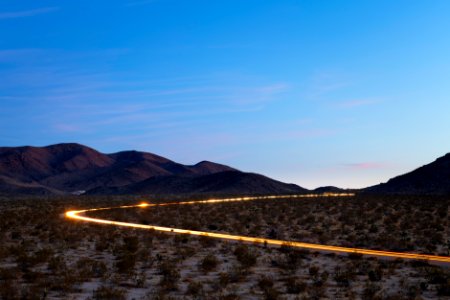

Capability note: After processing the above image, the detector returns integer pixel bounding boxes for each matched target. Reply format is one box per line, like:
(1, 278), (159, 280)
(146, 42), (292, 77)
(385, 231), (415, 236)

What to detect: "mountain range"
(1, 143), (449, 196)
(0, 143), (307, 196)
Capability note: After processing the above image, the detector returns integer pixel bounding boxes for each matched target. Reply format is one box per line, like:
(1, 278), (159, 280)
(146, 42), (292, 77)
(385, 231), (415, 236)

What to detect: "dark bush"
(116, 253), (136, 274)
(234, 245), (257, 268)
(200, 253), (219, 273)
(285, 277), (307, 294)
(186, 281), (203, 297)
(93, 285), (126, 300)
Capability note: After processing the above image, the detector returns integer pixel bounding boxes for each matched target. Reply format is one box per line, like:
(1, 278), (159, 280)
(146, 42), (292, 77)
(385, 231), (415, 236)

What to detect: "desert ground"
(0, 194), (449, 299)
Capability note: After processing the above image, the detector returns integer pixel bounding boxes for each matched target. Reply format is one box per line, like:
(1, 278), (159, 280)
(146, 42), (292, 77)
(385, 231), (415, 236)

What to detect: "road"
(65, 193), (450, 263)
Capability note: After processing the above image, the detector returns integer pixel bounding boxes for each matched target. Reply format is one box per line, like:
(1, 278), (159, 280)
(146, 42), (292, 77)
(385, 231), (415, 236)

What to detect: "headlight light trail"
(65, 193), (450, 263)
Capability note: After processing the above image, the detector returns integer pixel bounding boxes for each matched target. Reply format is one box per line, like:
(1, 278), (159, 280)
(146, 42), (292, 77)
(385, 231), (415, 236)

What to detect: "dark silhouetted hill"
(364, 153), (450, 195)
(0, 143), (236, 195)
(87, 171), (308, 195)
(0, 143), (309, 195)
(313, 186), (348, 194)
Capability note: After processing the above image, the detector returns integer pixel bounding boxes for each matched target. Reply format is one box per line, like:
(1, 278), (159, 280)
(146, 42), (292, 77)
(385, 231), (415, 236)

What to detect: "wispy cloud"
(335, 99), (379, 108)
(229, 83), (289, 105)
(0, 47), (299, 156)
(53, 123), (81, 133)
(0, 7), (58, 20)
(306, 71), (352, 99)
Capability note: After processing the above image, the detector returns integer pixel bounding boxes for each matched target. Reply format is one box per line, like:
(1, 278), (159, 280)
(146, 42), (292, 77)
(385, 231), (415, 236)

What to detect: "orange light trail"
(65, 193), (450, 263)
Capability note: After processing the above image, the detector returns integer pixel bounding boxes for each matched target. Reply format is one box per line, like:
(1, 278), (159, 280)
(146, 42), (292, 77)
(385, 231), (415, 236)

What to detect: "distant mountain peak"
(189, 160), (237, 175)
(195, 160), (213, 165)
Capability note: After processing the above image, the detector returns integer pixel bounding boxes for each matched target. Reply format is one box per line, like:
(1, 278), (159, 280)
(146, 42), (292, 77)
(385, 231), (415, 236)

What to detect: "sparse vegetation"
(0, 194), (448, 298)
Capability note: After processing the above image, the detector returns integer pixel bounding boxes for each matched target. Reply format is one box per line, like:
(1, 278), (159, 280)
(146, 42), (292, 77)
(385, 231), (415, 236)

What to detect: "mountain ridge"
(0, 143), (307, 196)
(364, 153), (450, 195)
(87, 171), (308, 195)
(2, 143), (449, 196)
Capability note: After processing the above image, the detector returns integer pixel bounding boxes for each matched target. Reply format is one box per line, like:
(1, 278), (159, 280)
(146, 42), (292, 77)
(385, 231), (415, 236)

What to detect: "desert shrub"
(285, 250), (304, 270)
(177, 246), (196, 260)
(0, 268), (19, 281)
(32, 248), (53, 264)
(234, 245), (257, 268)
(134, 271), (146, 288)
(22, 270), (44, 283)
(93, 285), (126, 300)
(199, 235), (217, 248)
(257, 276), (279, 300)
(333, 267), (351, 287)
(76, 257), (108, 279)
(219, 272), (231, 287)
(275, 247), (304, 272)
(95, 237), (110, 252)
(16, 252), (35, 272)
(48, 270), (78, 293)
(437, 280), (450, 296)
(158, 260), (180, 291)
(0, 279), (19, 300)
(20, 284), (48, 300)
(258, 276), (274, 289)
(186, 281), (203, 297)
(278, 243), (294, 253)
(173, 234), (189, 245)
(347, 253), (363, 260)
(309, 265), (319, 277)
(123, 236), (139, 253)
(307, 284), (326, 300)
(309, 265), (328, 286)
(0, 246), (10, 262)
(424, 266), (448, 284)
(220, 294), (240, 300)
(116, 252), (137, 274)
(314, 271), (329, 287)
(200, 254), (219, 273)
(405, 284), (422, 299)
(361, 283), (381, 300)
(226, 264), (249, 283)
(262, 287), (279, 300)
(368, 267), (383, 282)
(285, 277), (307, 294)
(92, 260), (108, 278)
(48, 255), (66, 275)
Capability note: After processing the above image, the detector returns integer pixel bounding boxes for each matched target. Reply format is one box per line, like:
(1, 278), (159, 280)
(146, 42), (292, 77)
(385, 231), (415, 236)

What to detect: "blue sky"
(1, 0), (450, 188)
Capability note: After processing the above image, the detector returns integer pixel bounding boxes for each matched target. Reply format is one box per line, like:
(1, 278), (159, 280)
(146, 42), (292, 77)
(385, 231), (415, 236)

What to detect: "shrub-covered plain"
(0, 195), (448, 299)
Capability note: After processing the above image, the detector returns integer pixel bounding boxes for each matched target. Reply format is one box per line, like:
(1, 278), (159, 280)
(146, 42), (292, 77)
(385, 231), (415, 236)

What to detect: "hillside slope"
(87, 171), (308, 195)
(0, 143), (236, 194)
(0, 143), (309, 196)
(364, 153), (450, 195)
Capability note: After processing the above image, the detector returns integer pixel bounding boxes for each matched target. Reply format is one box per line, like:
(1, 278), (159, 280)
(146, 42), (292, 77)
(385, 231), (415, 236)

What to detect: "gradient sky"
(1, 0), (450, 189)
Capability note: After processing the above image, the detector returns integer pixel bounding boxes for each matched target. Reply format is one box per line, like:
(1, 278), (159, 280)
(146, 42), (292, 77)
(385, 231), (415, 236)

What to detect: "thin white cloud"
(0, 7), (58, 20)
(229, 83), (289, 105)
(335, 99), (379, 108)
(307, 71), (352, 99)
(53, 123), (81, 133)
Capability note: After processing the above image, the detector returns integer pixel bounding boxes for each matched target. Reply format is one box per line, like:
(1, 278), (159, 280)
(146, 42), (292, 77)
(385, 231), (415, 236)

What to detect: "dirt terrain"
(0, 195), (449, 299)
